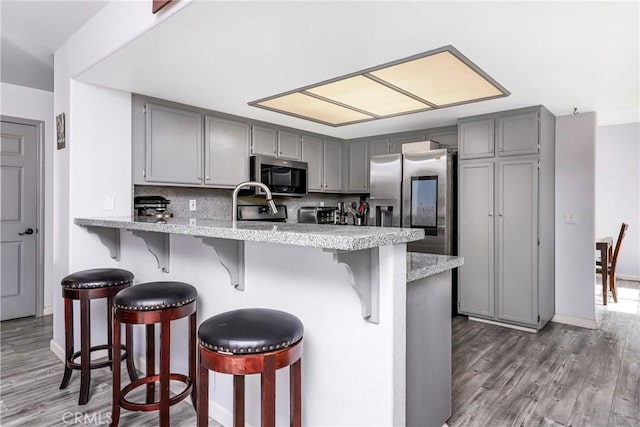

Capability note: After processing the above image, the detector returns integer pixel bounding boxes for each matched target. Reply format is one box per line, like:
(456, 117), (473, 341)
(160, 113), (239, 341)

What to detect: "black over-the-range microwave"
(250, 155), (308, 197)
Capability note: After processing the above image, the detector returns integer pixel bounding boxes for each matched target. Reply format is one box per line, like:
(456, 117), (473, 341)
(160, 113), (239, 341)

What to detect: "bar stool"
(197, 308), (304, 427)
(111, 281), (198, 427)
(59, 268), (137, 405)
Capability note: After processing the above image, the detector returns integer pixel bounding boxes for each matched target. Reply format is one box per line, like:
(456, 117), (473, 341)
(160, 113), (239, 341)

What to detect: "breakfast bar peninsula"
(69, 216), (462, 426)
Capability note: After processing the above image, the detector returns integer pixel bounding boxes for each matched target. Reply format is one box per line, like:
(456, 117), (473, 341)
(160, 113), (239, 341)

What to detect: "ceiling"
(1, 0), (108, 91)
(5, 2), (639, 139)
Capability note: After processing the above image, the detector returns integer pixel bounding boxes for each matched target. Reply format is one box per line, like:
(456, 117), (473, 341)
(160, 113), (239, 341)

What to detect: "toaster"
(297, 206), (337, 224)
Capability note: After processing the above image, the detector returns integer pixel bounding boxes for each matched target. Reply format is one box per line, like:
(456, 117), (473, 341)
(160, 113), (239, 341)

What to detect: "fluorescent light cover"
(249, 46), (509, 127)
(369, 51), (504, 106)
(306, 76), (431, 116)
(257, 92), (373, 126)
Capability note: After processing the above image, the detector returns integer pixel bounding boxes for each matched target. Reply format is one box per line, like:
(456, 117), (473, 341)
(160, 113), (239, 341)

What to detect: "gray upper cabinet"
(496, 112), (539, 156)
(277, 130), (301, 160)
(144, 102), (202, 185)
(459, 119), (495, 159)
(301, 135), (323, 192)
(204, 116), (249, 187)
(251, 125), (278, 157)
(427, 127), (458, 149)
(496, 157), (539, 325)
(323, 139), (343, 192)
(369, 138), (390, 158)
(458, 160), (495, 318)
(348, 140), (369, 192)
(389, 132), (427, 154)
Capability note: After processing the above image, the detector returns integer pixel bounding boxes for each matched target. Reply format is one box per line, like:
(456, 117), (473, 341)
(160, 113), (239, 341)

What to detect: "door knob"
(19, 228), (34, 236)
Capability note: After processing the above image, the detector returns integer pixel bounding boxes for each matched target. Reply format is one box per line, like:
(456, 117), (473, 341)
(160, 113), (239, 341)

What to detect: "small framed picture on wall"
(56, 113), (65, 150)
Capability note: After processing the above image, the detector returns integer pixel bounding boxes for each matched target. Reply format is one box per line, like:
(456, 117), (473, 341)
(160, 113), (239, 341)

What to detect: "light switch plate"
(564, 213), (579, 225)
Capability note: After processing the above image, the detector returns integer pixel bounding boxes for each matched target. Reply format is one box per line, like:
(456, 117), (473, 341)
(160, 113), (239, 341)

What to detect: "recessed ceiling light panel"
(249, 45), (509, 127)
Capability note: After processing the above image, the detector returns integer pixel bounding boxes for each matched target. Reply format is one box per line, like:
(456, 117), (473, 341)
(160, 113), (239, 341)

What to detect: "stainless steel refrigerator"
(369, 148), (455, 255)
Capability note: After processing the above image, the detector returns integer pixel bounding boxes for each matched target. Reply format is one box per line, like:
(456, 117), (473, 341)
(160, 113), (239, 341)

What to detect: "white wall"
(0, 82), (54, 311)
(596, 122), (640, 279)
(52, 0), (192, 345)
(555, 113), (597, 322)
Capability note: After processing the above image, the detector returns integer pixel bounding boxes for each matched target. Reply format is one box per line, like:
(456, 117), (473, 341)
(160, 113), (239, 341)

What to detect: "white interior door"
(1, 121), (37, 320)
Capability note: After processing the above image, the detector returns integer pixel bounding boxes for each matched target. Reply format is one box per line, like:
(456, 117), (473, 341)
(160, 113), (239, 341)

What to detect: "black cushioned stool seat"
(111, 281), (198, 427)
(59, 268), (137, 406)
(197, 308), (304, 427)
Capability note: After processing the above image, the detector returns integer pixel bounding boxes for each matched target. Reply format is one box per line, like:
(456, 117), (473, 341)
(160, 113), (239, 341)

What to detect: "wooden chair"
(597, 223), (629, 303)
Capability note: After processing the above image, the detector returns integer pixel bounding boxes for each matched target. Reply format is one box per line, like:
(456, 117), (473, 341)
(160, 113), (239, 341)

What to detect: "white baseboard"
(617, 274), (640, 282)
(468, 316), (537, 333)
(42, 306), (53, 316)
(551, 314), (597, 330)
(50, 339), (65, 362)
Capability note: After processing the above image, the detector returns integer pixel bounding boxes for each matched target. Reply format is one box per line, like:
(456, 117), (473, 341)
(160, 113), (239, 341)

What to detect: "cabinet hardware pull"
(488, 213), (493, 216)
(206, 176), (210, 180)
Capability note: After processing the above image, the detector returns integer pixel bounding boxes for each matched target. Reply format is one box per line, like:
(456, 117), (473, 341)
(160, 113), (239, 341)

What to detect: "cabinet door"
(204, 116), (249, 187)
(145, 102), (202, 185)
(348, 140), (369, 192)
(496, 112), (539, 157)
(323, 139), (343, 192)
(496, 157), (539, 325)
(277, 130), (301, 160)
(369, 138), (390, 158)
(458, 160), (494, 318)
(389, 132), (426, 154)
(251, 125), (277, 156)
(301, 135), (323, 191)
(458, 119), (495, 159)
(427, 130), (458, 149)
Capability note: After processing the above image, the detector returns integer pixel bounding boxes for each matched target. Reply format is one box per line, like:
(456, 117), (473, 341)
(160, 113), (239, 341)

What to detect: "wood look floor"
(450, 278), (640, 427)
(1, 279), (638, 426)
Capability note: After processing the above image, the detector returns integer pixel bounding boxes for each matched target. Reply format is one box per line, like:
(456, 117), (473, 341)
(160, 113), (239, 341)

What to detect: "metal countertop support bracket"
(84, 226), (120, 261)
(329, 247), (380, 324)
(199, 237), (245, 290)
(129, 230), (170, 273)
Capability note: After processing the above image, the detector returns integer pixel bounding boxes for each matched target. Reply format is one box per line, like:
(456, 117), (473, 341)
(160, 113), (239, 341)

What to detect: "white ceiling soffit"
(77, 1), (639, 139)
(1, 0), (108, 91)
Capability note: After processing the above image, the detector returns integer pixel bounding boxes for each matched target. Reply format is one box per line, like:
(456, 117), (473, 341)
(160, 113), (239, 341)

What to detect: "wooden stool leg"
(146, 324), (155, 404)
(125, 324), (138, 382)
(261, 355), (276, 427)
(79, 294), (91, 405)
(107, 296), (113, 371)
(197, 349), (209, 427)
(611, 271), (618, 302)
(190, 312), (197, 408)
(110, 314), (122, 427)
(290, 358), (302, 427)
(159, 317), (171, 427)
(234, 375), (245, 427)
(59, 297), (74, 389)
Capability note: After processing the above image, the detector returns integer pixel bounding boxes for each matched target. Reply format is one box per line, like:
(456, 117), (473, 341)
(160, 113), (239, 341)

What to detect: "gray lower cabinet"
(204, 116), (249, 187)
(144, 102), (203, 185)
(457, 106), (555, 330)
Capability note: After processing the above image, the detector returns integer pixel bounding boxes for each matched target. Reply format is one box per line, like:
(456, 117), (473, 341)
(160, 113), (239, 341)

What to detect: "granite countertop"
(406, 252), (464, 282)
(74, 217), (424, 251)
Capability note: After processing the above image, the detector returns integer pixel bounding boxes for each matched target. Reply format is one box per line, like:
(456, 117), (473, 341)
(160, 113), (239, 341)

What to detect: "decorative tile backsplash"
(134, 186), (364, 223)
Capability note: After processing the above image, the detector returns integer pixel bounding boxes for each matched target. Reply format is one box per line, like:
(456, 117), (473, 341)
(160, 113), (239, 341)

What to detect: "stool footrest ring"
(66, 344), (129, 370)
(119, 373), (193, 412)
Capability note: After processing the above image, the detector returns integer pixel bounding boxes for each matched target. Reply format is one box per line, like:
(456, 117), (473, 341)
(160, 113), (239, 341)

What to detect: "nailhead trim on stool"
(58, 268), (137, 406)
(111, 281), (198, 427)
(197, 308), (304, 427)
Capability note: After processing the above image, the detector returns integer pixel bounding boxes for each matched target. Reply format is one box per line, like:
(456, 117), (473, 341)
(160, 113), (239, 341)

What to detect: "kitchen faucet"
(232, 181), (278, 222)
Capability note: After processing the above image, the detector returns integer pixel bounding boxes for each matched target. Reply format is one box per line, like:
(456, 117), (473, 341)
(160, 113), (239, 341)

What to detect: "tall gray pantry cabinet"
(457, 106), (555, 331)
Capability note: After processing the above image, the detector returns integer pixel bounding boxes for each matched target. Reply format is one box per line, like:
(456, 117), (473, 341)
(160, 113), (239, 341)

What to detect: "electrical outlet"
(564, 213), (579, 225)
(189, 199), (197, 211)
